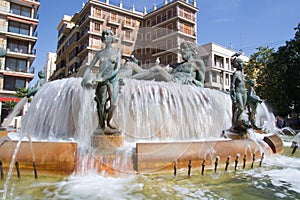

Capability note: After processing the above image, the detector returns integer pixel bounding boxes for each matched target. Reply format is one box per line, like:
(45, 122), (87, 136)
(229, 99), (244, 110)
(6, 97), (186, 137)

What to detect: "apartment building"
(200, 42), (249, 91)
(43, 52), (56, 81)
(51, 0), (197, 80)
(0, 0), (39, 122)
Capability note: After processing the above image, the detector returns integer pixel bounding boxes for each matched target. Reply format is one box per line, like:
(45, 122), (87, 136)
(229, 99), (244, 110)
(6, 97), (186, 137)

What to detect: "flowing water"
(0, 142), (299, 199)
(1, 77), (297, 199)
(1, 97), (28, 128)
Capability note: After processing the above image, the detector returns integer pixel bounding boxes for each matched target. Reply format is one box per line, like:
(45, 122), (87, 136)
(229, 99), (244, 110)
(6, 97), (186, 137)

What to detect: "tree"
(273, 23), (300, 114)
(245, 22), (300, 116)
(2, 100), (17, 113)
(15, 88), (29, 99)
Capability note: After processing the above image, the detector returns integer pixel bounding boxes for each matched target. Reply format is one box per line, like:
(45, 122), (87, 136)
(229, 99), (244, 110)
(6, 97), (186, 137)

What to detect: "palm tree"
(2, 100), (17, 113)
(15, 88), (29, 99)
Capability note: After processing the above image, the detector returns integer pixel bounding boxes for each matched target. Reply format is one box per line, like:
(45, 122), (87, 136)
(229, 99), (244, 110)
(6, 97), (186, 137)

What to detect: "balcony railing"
(6, 48), (36, 55)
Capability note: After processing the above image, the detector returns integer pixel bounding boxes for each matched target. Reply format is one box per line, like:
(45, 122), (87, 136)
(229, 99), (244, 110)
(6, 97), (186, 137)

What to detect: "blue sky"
(32, 0), (300, 83)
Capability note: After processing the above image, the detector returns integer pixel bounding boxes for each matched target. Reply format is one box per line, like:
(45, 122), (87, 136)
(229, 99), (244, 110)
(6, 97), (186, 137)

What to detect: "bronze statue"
(247, 79), (263, 129)
(81, 30), (121, 134)
(230, 57), (250, 132)
(130, 41), (205, 87)
(27, 70), (46, 98)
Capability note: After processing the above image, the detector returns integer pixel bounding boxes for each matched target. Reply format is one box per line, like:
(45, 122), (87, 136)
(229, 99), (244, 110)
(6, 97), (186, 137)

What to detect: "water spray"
(201, 159), (205, 175)
(291, 141), (298, 155)
(33, 162), (38, 179)
(173, 161), (177, 177)
(15, 161), (20, 179)
(0, 160), (3, 179)
(187, 160), (192, 176)
(251, 154), (255, 169)
(214, 156), (219, 173)
(259, 153), (264, 167)
(235, 154), (240, 171)
(225, 156), (230, 171)
(243, 154), (246, 169)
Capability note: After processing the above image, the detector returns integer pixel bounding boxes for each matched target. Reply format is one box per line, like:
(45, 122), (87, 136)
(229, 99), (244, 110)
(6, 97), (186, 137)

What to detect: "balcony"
(107, 17), (121, 26)
(122, 21), (135, 30)
(121, 34), (135, 44)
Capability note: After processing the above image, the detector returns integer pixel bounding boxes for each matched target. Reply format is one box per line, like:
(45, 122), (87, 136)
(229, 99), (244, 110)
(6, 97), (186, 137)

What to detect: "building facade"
(51, 0), (198, 80)
(0, 0), (39, 122)
(200, 42), (249, 91)
(43, 52), (56, 81)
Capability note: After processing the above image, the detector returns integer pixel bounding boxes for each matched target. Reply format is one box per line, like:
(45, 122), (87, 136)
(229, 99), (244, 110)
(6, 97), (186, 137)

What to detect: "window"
(179, 8), (193, 21)
(167, 23), (173, 33)
(146, 19), (151, 27)
(167, 39), (173, 49)
(225, 74), (230, 85)
(110, 26), (117, 35)
(8, 21), (30, 36)
(94, 22), (101, 32)
(110, 12), (117, 22)
(137, 33), (142, 41)
(5, 57), (27, 72)
(214, 55), (224, 68)
(166, 9), (173, 19)
(184, 10), (192, 20)
(3, 76), (26, 91)
(156, 29), (161, 38)
(146, 32), (151, 40)
(156, 43), (161, 53)
(167, 54), (173, 64)
(136, 48), (142, 54)
(94, 8), (101, 17)
(202, 56), (209, 66)
(212, 71), (217, 83)
(7, 39), (28, 53)
(11, 3), (31, 18)
(91, 36), (101, 48)
(183, 23), (192, 35)
(124, 45), (131, 55)
(124, 30), (131, 40)
(125, 17), (132, 26)
(69, 47), (78, 61)
(156, 15), (162, 24)
(145, 46), (151, 54)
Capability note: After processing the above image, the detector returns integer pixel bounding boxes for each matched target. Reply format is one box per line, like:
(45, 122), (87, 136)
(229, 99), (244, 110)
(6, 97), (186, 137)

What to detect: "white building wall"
(199, 42), (249, 91)
(43, 52), (57, 81)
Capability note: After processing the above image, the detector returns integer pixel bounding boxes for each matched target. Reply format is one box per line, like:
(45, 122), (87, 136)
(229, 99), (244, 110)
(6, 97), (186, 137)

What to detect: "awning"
(0, 97), (20, 102)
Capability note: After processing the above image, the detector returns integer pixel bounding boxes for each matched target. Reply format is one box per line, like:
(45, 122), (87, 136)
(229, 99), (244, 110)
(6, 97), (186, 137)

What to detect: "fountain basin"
(0, 140), (77, 176)
(0, 134), (283, 176)
(136, 139), (262, 173)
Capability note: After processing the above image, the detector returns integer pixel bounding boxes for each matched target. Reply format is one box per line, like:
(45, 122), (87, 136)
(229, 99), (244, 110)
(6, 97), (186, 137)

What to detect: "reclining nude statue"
(81, 30), (121, 134)
(125, 41), (205, 87)
(27, 70), (47, 98)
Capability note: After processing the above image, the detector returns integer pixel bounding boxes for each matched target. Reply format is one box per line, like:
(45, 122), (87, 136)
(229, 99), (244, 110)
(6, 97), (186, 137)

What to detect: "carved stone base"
(91, 133), (124, 149)
(93, 127), (120, 135)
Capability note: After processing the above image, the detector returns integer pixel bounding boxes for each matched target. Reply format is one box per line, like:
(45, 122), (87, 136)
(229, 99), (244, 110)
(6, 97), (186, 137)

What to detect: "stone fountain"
(0, 31), (283, 177)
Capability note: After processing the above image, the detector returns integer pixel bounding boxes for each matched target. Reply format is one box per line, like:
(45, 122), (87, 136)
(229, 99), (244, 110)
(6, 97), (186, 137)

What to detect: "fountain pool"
(0, 77), (294, 199)
(1, 143), (300, 199)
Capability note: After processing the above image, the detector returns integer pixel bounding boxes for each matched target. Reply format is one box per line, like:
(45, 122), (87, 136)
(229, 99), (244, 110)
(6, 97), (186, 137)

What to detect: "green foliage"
(15, 88), (29, 99)
(245, 22), (300, 115)
(2, 100), (17, 111)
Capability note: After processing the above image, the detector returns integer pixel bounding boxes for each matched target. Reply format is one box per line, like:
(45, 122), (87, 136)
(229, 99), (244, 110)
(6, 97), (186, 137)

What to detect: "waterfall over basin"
(21, 77), (273, 144)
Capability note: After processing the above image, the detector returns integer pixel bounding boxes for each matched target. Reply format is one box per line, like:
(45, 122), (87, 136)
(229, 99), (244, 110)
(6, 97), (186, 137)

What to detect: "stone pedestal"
(221, 130), (250, 139)
(91, 133), (124, 149)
